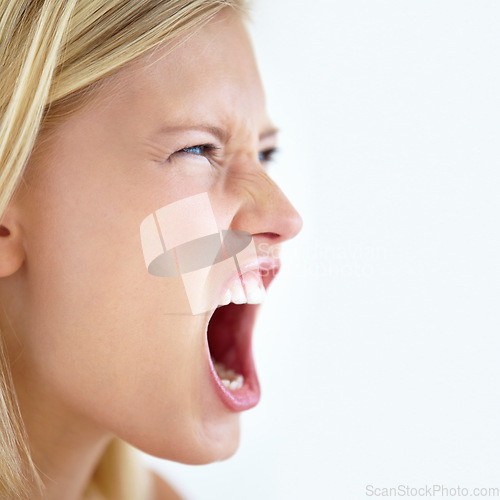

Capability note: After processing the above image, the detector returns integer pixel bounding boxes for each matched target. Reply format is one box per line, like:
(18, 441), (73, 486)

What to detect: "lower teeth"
(212, 357), (244, 390)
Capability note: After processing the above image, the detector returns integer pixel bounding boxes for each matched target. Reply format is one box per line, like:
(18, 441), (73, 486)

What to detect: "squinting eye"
(177, 144), (220, 157)
(258, 148), (279, 164)
(172, 144), (278, 166)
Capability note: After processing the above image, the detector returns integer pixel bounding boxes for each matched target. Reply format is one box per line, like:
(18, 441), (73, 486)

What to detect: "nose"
(228, 166), (303, 250)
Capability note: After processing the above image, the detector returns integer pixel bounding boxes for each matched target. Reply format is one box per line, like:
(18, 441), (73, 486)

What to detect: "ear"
(0, 210), (26, 277)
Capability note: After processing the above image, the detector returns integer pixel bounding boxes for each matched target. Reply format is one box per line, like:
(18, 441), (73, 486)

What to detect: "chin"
(129, 414), (241, 465)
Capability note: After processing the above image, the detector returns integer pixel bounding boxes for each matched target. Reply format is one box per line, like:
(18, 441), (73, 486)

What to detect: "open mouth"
(208, 302), (259, 391)
(205, 262), (280, 411)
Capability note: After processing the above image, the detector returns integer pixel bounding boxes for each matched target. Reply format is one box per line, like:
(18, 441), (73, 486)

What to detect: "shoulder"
(149, 470), (184, 500)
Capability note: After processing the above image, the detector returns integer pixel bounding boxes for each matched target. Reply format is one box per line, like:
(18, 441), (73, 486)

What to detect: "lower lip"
(206, 342), (261, 412)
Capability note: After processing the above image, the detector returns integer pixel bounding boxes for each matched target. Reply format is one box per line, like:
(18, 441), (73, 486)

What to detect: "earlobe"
(0, 215), (26, 277)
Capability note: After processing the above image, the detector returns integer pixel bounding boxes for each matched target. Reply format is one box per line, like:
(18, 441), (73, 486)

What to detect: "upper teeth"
(218, 272), (266, 307)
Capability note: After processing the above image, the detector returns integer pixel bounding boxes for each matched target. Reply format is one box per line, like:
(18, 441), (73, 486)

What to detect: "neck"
(10, 368), (113, 500)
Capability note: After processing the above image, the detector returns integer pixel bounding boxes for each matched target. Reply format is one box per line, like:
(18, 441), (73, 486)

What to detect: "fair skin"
(0, 8), (302, 500)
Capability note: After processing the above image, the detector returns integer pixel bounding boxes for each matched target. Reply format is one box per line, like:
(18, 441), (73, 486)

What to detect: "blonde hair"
(0, 1), (247, 498)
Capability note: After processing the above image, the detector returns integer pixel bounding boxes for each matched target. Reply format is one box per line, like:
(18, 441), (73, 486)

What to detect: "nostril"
(256, 232), (280, 240)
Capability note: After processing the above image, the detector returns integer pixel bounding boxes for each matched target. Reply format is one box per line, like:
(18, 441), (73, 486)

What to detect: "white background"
(142, 1), (500, 498)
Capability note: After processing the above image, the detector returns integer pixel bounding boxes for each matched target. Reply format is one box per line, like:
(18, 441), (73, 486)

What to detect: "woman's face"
(1, 8), (301, 463)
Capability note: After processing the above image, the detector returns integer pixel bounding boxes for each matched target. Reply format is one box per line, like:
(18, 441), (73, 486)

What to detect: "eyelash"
(174, 144), (279, 164)
(258, 148), (279, 164)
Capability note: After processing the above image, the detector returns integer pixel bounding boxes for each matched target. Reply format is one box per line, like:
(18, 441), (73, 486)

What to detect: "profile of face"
(0, 7), (302, 465)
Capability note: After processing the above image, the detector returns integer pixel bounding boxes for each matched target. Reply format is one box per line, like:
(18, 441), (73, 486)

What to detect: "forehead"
(100, 8), (270, 135)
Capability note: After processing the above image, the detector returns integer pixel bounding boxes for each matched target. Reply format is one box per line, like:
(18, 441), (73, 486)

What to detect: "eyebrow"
(156, 124), (279, 143)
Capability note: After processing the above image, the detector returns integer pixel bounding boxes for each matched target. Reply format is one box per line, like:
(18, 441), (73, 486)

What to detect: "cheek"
(21, 197), (181, 404)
